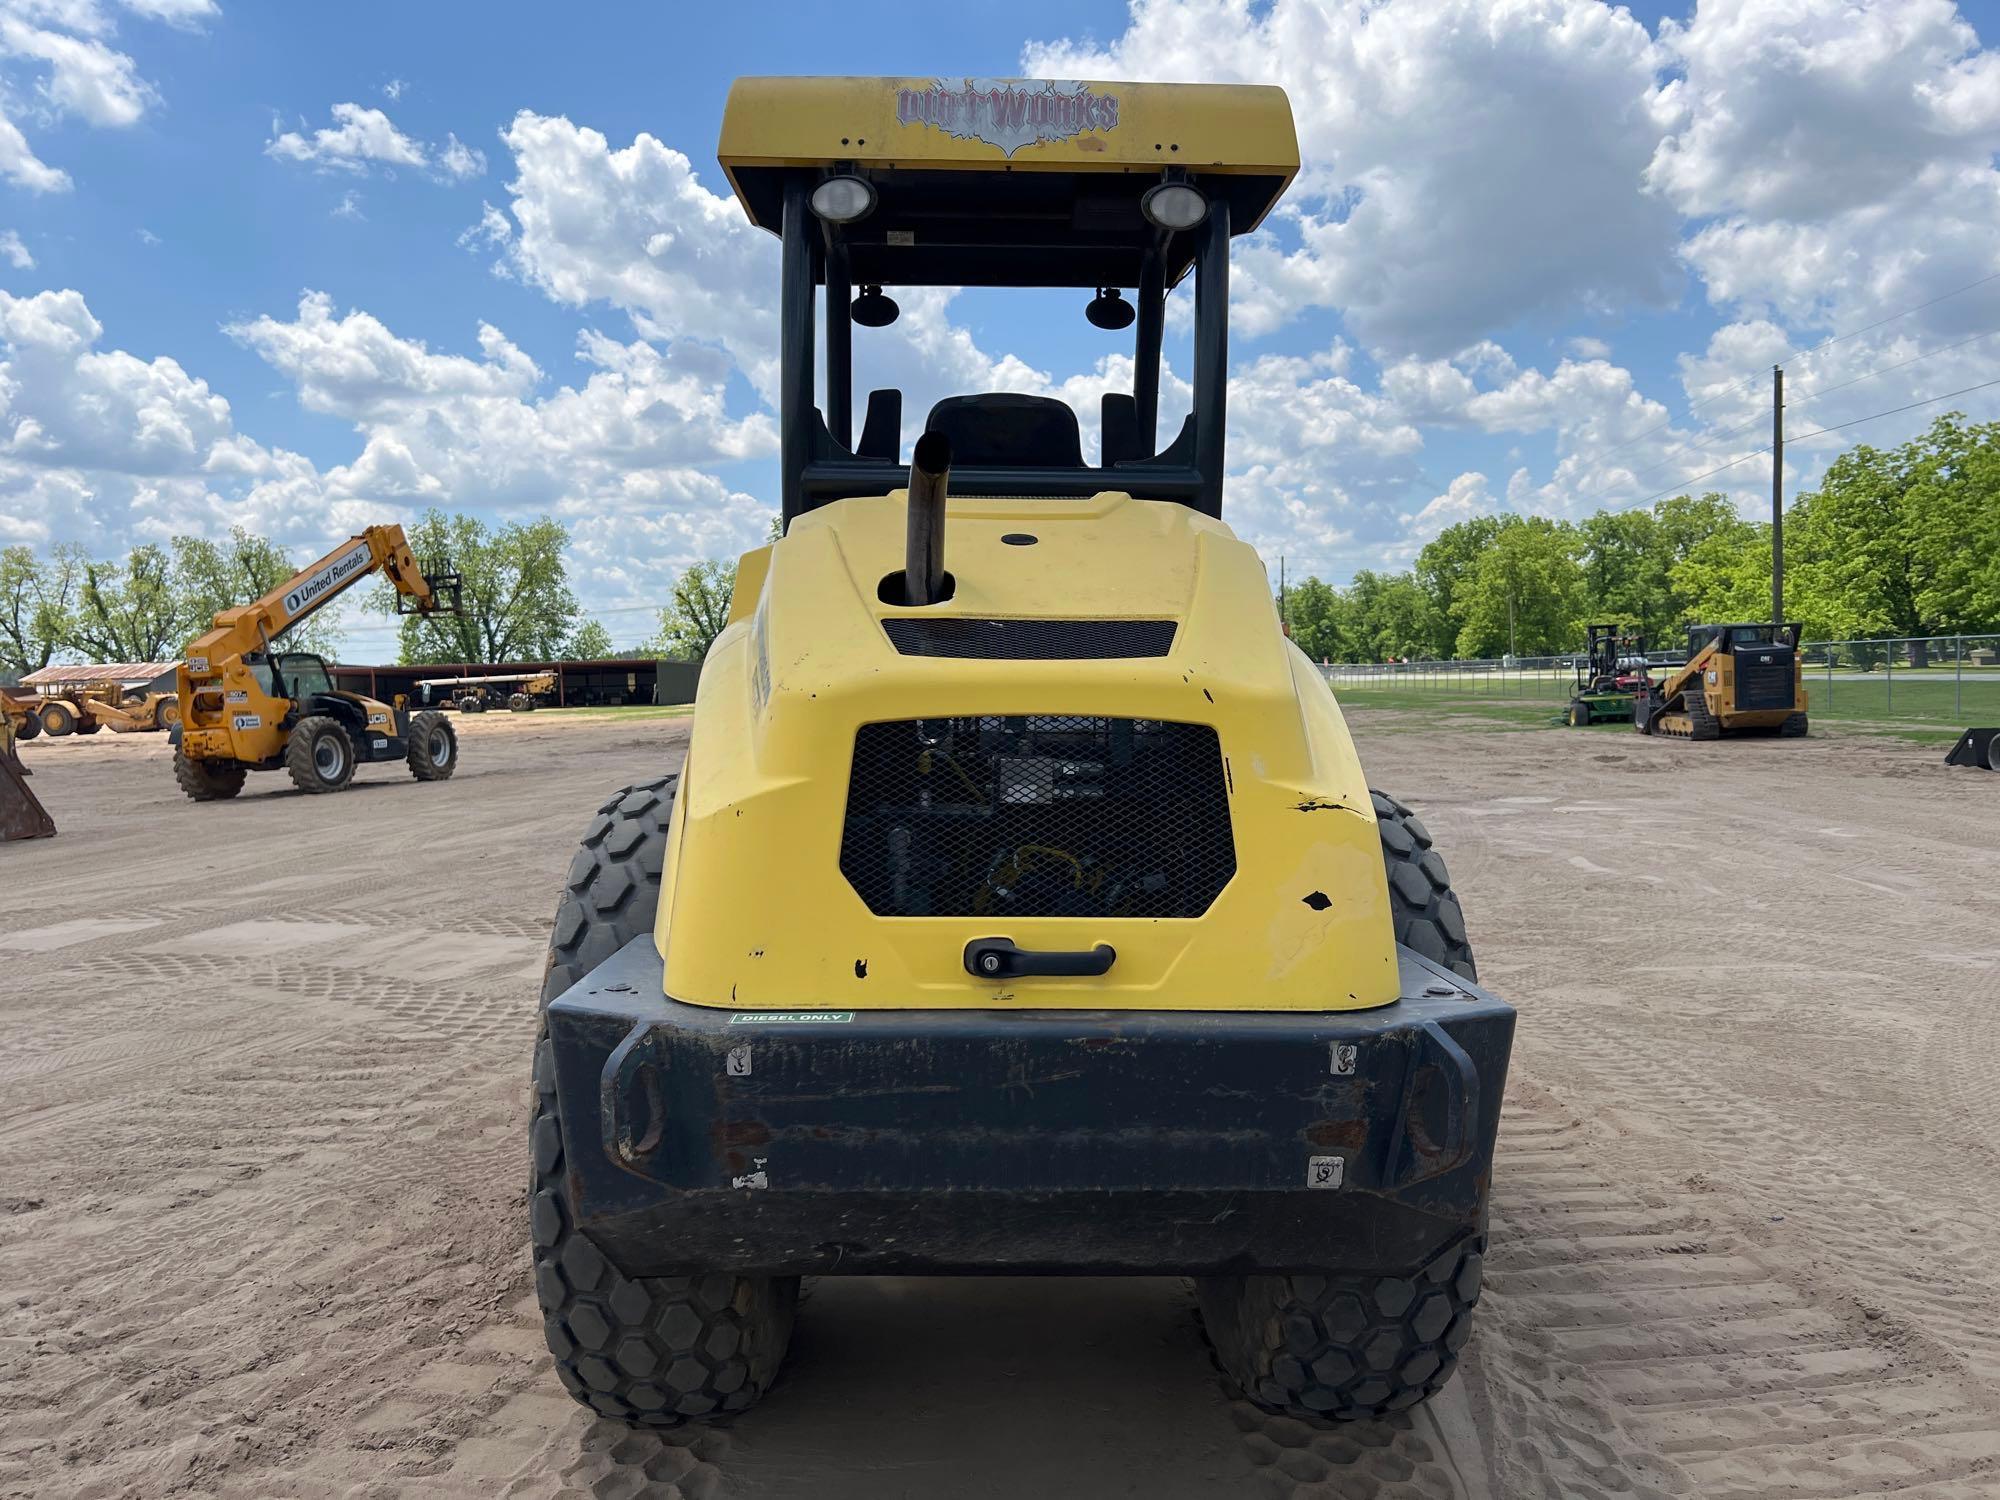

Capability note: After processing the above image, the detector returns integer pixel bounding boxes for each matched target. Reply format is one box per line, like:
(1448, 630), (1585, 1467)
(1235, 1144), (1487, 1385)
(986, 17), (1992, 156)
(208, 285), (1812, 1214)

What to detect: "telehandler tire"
(531, 774), (800, 1424)
(509, 692), (534, 712)
(405, 711), (458, 781)
(285, 716), (356, 794)
(1197, 789), (1483, 1421)
(40, 702), (75, 737)
(174, 748), (245, 801)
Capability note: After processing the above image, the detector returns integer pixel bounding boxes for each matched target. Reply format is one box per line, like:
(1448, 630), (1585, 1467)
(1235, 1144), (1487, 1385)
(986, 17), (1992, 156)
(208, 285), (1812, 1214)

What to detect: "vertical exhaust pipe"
(904, 431), (952, 605)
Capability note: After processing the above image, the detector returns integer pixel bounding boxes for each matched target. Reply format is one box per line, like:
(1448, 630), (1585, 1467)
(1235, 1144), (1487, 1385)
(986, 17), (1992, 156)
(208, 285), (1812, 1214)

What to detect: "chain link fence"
(1322, 635), (2000, 725)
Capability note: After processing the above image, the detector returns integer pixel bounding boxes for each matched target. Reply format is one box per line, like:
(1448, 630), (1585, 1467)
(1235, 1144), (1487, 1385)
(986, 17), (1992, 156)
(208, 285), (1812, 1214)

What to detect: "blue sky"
(4, 0), (1999, 656)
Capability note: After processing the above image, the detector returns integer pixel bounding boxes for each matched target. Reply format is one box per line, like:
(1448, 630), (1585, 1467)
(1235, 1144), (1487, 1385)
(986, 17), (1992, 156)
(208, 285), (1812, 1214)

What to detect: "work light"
(810, 175), (876, 224)
(1141, 181), (1208, 231)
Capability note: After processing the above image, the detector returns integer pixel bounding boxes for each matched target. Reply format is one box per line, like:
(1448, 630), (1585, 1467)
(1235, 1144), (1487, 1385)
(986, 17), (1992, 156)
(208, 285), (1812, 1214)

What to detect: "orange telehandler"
(173, 526), (464, 800)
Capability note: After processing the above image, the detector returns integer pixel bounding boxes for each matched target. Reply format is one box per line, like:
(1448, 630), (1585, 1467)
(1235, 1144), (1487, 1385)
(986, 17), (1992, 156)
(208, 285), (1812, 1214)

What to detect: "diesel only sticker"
(729, 1011), (854, 1025)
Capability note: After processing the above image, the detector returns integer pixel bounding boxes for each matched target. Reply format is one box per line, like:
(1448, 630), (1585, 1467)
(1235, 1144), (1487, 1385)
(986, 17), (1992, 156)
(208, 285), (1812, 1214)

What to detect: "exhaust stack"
(904, 431), (952, 606)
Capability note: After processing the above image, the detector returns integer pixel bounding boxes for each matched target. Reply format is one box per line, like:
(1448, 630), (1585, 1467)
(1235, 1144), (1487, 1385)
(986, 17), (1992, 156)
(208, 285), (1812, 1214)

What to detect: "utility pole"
(1771, 363), (1784, 627)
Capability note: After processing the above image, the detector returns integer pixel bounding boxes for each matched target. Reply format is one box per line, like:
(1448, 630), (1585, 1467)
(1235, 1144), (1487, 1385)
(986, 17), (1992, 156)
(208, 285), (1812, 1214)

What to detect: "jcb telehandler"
(530, 77), (1515, 1426)
(1635, 622), (1808, 740)
(173, 525), (464, 799)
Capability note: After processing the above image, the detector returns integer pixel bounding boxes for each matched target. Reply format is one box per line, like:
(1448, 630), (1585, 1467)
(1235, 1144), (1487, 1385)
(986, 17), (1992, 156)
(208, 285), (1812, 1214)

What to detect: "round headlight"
(1141, 181), (1209, 231)
(810, 175), (876, 224)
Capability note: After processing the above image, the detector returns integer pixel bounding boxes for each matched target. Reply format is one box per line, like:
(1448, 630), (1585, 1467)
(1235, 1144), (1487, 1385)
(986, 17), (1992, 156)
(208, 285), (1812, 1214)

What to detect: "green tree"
(1578, 508), (1668, 639)
(1787, 413), (2000, 653)
(1346, 570), (1436, 661)
(566, 618), (614, 659)
(1670, 520), (1774, 628)
(1281, 576), (1348, 663)
(170, 528), (341, 656)
(65, 544), (182, 662)
(0, 543), (81, 675)
(647, 559), (736, 660)
(1453, 517), (1585, 658)
(1416, 515), (1507, 657)
(376, 511), (579, 664)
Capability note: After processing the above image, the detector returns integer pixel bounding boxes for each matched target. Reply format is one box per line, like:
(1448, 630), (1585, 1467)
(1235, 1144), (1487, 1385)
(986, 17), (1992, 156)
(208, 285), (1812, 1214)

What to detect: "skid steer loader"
(530, 76), (1515, 1426)
(1634, 622), (1808, 740)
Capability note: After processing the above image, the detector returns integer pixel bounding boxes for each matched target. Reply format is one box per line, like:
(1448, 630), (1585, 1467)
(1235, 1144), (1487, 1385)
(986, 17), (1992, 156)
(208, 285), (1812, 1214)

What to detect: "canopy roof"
(719, 77), (1298, 287)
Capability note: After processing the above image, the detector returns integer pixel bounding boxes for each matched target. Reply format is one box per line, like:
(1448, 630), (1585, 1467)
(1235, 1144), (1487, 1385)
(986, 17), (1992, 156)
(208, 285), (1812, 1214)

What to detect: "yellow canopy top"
(718, 76), (1298, 237)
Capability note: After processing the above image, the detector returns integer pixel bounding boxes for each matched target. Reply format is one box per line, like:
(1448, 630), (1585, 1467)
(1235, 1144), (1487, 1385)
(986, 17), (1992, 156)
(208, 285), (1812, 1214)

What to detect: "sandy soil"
(2, 709), (1997, 1499)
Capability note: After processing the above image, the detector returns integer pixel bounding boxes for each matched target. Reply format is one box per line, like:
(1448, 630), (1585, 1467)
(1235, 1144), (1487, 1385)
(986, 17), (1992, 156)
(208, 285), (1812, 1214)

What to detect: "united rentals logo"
(896, 78), (1119, 158)
(283, 542), (372, 617)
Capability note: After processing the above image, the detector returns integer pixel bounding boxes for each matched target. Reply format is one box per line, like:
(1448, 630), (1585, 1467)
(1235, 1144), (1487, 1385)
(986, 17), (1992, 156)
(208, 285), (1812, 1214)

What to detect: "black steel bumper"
(545, 938), (1514, 1278)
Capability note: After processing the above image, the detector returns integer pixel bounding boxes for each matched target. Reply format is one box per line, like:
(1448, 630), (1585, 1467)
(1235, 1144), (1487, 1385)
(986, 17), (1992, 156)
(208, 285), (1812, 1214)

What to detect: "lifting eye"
(852, 285), (899, 327)
(1085, 287), (1134, 330)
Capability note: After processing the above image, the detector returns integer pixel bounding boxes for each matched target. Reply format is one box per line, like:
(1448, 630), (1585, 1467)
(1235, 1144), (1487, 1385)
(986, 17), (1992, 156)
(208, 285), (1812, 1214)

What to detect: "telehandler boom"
(173, 526), (465, 800)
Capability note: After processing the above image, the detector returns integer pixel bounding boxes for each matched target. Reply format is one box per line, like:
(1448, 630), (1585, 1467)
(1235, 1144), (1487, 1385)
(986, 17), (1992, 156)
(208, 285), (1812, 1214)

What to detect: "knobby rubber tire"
(1371, 789), (1475, 982)
(174, 748), (246, 801)
(532, 773), (800, 1424)
(1198, 1238), (1485, 1420)
(285, 715), (355, 794)
(405, 710), (458, 782)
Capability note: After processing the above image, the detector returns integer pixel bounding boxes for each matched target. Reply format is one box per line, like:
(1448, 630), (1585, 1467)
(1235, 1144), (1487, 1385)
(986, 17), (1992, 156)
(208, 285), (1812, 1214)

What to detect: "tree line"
(1, 511), (621, 677)
(1283, 413), (2000, 662)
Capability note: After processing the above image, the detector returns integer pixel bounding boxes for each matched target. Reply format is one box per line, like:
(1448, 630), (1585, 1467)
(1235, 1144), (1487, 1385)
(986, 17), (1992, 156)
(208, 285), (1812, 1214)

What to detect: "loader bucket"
(1, 740), (56, 840)
(1945, 727), (2000, 772)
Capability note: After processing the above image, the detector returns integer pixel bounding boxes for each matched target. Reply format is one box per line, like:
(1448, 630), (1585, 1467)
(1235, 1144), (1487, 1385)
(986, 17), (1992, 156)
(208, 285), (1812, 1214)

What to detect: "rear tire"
(285, 716), (356, 794)
(157, 698), (181, 730)
(74, 720), (101, 735)
(40, 702), (75, 737)
(1567, 700), (1590, 727)
(460, 695), (486, 714)
(13, 712), (38, 741)
(1197, 1239), (1485, 1421)
(532, 774), (799, 1424)
(510, 692), (534, 712)
(1372, 789), (1475, 981)
(174, 748), (246, 802)
(1196, 790), (1486, 1422)
(405, 711), (458, 781)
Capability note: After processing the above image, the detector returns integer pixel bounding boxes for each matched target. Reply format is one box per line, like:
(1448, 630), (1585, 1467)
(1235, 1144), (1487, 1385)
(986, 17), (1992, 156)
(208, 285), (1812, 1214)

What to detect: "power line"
(1612, 374), (2000, 511)
(1787, 325), (2000, 409)
(1580, 264), (2000, 470)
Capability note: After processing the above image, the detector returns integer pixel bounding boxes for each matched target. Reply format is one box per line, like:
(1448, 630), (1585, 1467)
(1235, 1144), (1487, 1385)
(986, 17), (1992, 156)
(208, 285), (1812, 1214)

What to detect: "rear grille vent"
(882, 618), (1176, 660)
(839, 716), (1234, 918)
(1735, 652), (1794, 710)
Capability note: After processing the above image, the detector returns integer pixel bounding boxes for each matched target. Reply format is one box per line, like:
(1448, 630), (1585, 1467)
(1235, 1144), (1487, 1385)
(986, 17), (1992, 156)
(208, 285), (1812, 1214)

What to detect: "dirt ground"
(3, 708), (1998, 1500)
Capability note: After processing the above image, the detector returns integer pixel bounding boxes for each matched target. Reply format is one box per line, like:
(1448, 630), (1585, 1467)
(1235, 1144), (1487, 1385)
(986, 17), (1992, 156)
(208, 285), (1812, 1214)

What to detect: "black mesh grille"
(1734, 650), (1795, 710)
(839, 716), (1234, 918)
(882, 618), (1176, 659)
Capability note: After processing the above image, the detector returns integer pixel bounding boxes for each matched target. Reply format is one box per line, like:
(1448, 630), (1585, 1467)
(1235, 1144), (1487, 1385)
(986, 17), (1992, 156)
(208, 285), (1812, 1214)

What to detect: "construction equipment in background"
(418, 670), (559, 713)
(527, 75), (1514, 1432)
(1945, 728), (2000, 771)
(1565, 624), (1651, 727)
(174, 525), (466, 800)
(1635, 623), (1809, 740)
(2, 687), (42, 743)
(0, 710), (55, 841)
(31, 671), (181, 737)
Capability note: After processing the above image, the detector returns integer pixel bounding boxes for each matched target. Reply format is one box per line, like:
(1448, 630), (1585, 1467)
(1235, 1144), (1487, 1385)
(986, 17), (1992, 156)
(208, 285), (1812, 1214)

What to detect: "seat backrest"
(857, 388), (901, 461)
(1100, 393), (1140, 467)
(924, 394), (1083, 468)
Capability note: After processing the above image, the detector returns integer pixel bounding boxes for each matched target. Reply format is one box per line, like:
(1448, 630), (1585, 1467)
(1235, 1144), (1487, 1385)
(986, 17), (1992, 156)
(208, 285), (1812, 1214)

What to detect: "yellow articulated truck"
(528, 76), (1515, 1428)
(173, 526), (464, 799)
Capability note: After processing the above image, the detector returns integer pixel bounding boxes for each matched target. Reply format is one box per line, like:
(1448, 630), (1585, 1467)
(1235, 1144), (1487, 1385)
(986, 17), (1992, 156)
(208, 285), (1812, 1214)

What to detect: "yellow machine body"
(657, 492), (1399, 1014)
(1651, 633), (1807, 738)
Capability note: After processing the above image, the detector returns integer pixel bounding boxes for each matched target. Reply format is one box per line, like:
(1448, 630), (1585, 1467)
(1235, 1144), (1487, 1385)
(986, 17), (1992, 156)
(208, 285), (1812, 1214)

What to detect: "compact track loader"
(173, 526), (464, 799)
(1635, 622), (1808, 740)
(531, 76), (1515, 1425)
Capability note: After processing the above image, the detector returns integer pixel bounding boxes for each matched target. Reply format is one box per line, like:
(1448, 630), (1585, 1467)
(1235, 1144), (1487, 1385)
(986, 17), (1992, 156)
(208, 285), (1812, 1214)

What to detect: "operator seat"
(925, 394), (1083, 468)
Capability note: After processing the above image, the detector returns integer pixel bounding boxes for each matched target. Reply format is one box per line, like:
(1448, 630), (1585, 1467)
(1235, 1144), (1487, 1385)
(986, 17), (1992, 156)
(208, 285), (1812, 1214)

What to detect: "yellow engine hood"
(657, 491), (1399, 1012)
